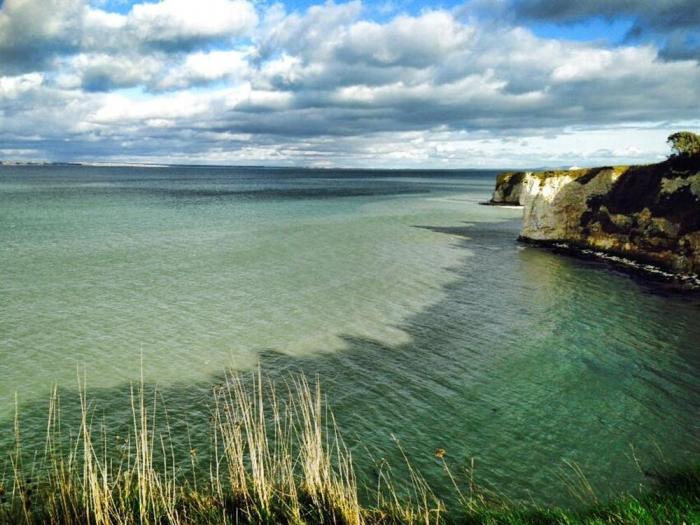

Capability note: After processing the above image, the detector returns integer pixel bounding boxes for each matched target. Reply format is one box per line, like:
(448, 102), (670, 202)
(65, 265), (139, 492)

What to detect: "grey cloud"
(513, 0), (700, 29)
(510, 0), (700, 60)
(241, 10), (699, 137)
(657, 30), (700, 60)
(0, 0), (84, 73)
(70, 54), (165, 91)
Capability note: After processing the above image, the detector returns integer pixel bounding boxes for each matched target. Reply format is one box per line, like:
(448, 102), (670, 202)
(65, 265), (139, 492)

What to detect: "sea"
(1, 164), (699, 505)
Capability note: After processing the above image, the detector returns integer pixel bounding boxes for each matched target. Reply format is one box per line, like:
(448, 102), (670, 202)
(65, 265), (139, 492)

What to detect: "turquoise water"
(1, 165), (699, 505)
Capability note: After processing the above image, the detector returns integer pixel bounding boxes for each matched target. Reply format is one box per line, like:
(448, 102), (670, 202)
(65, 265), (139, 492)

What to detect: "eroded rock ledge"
(491, 156), (700, 277)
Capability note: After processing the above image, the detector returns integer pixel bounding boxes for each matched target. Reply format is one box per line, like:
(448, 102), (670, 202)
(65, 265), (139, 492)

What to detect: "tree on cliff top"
(667, 131), (700, 158)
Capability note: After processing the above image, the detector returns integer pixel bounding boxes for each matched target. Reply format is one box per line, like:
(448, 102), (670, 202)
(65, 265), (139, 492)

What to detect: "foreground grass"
(0, 371), (698, 525)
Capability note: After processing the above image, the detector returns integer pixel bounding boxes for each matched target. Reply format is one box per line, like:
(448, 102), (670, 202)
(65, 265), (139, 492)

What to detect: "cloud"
(66, 53), (164, 91)
(257, 0), (362, 59)
(509, 0), (700, 60)
(0, 0), (258, 75)
(231, 7), (699, 136)
(0, 0), (84, 73)
(0, 72), (43, 99)
(336, 12), (472, 68)
(127, 0), (257, 49)
(512, 0), (700, 29)
(0, 0), (699, 166)
(156, 49), (252, 90)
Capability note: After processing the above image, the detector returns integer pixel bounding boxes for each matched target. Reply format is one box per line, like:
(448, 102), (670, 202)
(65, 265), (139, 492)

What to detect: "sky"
(1, 0), (699, 168)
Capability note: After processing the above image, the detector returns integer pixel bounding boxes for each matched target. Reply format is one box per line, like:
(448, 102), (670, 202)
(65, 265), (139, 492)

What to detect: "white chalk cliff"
(490, 157), (700, 275)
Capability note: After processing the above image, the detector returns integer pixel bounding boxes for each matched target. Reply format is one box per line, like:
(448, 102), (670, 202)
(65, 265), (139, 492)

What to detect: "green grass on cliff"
(495, 166), (625, 183)
(512, 154), (699, 184)
(1, 372), (698, 525)
(460, 468), (700, 525)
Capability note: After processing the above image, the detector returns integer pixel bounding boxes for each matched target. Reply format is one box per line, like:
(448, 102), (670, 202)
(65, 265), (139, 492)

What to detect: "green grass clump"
(1, 371), (698, 525)
(458, 467), (700, 524)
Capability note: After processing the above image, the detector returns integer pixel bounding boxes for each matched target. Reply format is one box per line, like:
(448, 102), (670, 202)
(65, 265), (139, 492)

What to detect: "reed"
(1, 369), (439, 525)
(0, 369), (698, 525)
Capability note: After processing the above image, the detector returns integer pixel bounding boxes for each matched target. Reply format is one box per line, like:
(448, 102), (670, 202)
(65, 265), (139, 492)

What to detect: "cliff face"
(495, 157), (700, 275)
(490, 171), (528, 204)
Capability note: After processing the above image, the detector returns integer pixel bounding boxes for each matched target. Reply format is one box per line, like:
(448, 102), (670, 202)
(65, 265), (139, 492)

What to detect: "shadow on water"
(2, 219), (700, 508)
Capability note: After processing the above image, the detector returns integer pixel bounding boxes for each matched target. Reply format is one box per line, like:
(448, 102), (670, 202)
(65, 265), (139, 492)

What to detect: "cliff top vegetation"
(668, 131), (700, 158)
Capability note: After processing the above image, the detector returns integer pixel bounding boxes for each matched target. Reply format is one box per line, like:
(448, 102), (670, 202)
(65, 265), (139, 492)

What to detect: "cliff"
(489, 171), (528, 204)
(492, 156), (700, 276)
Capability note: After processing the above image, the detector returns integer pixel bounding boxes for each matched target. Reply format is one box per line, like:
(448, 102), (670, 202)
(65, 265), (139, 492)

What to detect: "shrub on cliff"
(667, 131), (700, 158)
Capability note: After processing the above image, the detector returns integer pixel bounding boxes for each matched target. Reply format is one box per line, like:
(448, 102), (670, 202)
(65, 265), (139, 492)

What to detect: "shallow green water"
(1, 165), (699, 505)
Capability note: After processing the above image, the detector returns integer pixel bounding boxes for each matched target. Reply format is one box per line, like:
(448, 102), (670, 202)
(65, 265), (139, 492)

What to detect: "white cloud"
(128, 0), (257, 44)
(89, 90), (216, 123)
(339, 12), (472, 68)
(0, 73), (43, 99)
(157, 49), (252, 90)
(83, 6), (126, 31)
(258, 0), (362, 59)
